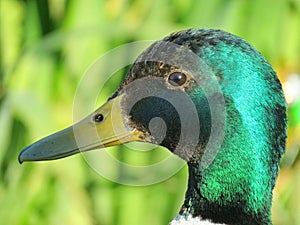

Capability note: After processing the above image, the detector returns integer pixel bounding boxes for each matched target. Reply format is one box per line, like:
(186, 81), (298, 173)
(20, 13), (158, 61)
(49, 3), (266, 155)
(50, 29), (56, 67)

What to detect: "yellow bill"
(18, 94), (143, 163)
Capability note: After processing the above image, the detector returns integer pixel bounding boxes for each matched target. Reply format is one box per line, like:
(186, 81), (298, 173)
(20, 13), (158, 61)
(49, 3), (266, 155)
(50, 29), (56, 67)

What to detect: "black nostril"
(94, 113), (104, 123)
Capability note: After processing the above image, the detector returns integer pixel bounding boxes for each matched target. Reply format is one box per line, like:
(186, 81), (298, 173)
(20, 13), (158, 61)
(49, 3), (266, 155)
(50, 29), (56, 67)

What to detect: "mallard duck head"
(19, 29), (287, 225)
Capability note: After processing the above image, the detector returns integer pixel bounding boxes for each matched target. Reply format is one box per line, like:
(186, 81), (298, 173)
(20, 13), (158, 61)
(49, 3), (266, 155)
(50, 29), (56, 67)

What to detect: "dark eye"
(168, 72), (187, 86)
(94, 113), (104, 123)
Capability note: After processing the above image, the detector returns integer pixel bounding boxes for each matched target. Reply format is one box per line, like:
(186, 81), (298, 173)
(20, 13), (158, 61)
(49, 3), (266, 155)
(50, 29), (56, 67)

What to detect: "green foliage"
(0, 0), (299, 224)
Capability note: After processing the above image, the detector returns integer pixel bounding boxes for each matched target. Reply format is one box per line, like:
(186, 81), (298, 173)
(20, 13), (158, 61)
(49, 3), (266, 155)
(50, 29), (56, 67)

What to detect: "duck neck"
(180, 163), (272, 225)
(179, 103), (276, 225)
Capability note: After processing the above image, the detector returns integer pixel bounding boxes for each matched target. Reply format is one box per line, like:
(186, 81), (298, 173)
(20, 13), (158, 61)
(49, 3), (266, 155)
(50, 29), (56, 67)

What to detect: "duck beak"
(18, 94), (143, 163)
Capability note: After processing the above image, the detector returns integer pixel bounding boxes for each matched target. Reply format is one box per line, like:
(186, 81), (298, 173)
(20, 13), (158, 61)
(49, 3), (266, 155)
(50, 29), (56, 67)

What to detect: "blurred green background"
(1, 0), (300, 225)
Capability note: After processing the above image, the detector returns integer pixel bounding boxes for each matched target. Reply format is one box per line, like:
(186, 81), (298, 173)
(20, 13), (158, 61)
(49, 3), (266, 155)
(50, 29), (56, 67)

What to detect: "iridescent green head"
(19, 29), (287, 225)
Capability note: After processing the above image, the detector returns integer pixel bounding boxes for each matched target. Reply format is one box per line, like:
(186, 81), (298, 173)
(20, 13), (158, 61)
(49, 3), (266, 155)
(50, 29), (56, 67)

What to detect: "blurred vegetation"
(0, 0), (300, 225)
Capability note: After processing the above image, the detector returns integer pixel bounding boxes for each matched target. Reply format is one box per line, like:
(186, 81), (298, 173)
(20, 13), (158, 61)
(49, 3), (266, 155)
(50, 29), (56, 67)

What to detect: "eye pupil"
(168, 72), (187, 86)
(94, 113), (104, 123)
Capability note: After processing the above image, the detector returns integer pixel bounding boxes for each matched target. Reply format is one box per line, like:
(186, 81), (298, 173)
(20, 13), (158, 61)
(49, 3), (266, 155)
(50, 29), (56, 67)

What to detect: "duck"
(19, 29), (287, 225)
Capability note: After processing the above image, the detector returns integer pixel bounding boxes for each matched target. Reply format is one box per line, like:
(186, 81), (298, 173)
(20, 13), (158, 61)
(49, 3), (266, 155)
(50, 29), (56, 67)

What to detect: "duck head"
(19, 29), (287, 225)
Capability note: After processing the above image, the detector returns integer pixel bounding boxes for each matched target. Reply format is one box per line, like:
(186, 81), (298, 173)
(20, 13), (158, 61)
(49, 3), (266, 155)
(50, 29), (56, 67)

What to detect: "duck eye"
(168, 72), (187, 86)
(94, 113), (104, 123)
